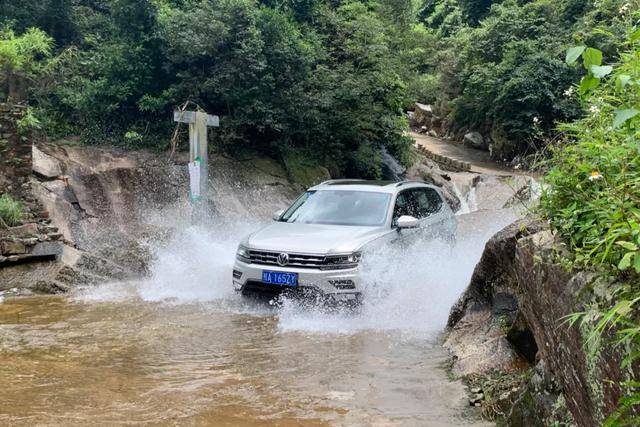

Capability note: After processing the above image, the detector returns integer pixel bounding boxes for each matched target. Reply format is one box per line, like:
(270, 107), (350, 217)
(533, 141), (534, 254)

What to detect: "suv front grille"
(248, 250), (357, 270)
(249, 250), (326, 268)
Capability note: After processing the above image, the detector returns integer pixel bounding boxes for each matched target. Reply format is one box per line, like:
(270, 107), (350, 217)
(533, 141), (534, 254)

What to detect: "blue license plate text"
(262, 271), (298, 287)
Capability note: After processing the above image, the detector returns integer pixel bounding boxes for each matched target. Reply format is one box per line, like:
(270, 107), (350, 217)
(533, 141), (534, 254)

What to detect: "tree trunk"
(7, 71), (27, 103)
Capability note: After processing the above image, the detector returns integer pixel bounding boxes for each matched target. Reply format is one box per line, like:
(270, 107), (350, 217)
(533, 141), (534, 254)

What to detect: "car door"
(411, 187), (449, 240)
(392, 187), (447, 243)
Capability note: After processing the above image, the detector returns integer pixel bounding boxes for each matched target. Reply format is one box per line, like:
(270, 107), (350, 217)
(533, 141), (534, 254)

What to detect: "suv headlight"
(321, 252), (361, 270)
(236, 245), (251, 262)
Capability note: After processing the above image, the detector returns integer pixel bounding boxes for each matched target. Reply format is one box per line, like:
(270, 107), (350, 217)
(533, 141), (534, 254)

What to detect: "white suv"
(232, 180), (456, 303)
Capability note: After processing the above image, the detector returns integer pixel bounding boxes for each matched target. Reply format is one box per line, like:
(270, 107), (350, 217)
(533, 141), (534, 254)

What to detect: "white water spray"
(77, 207), (516, 338)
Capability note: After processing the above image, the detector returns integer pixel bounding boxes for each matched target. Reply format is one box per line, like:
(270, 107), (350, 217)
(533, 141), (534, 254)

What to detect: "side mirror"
(397, 215), (419, 229)
(272, 209), (284, 221)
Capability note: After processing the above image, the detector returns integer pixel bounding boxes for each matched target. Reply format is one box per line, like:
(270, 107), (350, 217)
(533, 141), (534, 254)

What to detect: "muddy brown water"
(0, 296), (493, 426)
(0, 210), (513, 426)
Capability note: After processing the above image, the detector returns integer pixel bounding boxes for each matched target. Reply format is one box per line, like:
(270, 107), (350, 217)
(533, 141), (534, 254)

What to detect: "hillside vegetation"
(1, 0), (633, 172)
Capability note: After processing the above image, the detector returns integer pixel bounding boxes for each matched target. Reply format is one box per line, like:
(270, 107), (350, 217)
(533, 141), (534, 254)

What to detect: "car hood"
(245, 222), (390, 254)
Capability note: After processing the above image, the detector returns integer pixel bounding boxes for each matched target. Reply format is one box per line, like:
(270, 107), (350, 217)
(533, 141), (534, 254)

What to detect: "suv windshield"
(280, 190), (391, 226)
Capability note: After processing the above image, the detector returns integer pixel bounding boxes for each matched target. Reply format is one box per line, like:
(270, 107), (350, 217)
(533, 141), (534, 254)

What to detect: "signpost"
(173, 109), (219, 221)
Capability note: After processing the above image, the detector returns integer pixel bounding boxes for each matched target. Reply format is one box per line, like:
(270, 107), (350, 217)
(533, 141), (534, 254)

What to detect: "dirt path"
(411, 131), (518, 176)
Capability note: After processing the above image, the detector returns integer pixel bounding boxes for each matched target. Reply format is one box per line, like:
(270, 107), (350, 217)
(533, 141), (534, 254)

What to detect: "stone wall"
(0, 103), (62, 266)
(0, 103), (32, 191)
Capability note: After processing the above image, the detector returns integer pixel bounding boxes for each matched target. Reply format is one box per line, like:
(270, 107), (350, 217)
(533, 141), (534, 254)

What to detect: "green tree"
(0, 27), (53, 101)
(459, 0), (496, 24)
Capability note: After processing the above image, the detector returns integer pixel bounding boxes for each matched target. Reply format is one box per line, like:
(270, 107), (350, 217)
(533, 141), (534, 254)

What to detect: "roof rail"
(394, 180), (424, 187)
(318, 179), (365, 185)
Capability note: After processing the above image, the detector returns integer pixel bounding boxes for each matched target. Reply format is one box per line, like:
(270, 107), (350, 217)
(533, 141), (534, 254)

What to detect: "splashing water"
(454, 185), (478, 215)
(277, 209), (515, 336)
(76, 208), (516, 338)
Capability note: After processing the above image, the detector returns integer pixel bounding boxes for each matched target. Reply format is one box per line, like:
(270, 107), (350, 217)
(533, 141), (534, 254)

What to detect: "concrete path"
(411, 131), (517, 176)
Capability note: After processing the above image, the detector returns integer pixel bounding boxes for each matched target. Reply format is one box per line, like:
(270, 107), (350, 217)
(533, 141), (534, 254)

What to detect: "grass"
(0, 194), (24, 227)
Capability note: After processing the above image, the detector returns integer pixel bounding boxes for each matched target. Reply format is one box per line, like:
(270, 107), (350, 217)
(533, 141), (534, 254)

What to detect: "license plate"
(262, 270), (298, 287)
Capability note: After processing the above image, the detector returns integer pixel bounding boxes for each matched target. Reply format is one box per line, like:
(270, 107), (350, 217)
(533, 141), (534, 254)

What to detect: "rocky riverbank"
(445, 218), (640, 426)
(1, 136), (306, 295)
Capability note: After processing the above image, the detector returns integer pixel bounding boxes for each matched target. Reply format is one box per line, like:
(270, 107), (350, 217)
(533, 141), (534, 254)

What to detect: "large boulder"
(414, 102), (434, 125)
(447, 218), (640, 426)
(32, 145), (63, 179)
(463, 132), (487, 150)
(446, 219), (545, 376)
(514, 231), (634, 426)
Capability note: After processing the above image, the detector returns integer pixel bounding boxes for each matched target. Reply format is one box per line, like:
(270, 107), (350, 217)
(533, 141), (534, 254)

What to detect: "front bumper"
(232, 259), (362, 301)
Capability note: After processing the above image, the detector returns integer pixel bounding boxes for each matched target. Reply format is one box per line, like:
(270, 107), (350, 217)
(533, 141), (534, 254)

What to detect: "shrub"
(0, 194), (24, 226)
(542, 38), (640, 279)
(542, 21), (640, 425)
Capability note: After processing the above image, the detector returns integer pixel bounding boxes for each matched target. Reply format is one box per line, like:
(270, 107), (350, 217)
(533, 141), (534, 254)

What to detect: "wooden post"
(174, 110), (219, 221)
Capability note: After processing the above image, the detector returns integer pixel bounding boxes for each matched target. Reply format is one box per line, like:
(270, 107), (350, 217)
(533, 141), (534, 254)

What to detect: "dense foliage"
(2, 0), (635, 169)
(415, 0), (632, 161)
(1, 0), (420, 178)
(542, 18), (640, 425)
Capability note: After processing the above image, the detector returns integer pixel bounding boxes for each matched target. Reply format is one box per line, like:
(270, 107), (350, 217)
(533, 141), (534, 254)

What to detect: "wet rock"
(32, 241), (63, 258)
(32, 279), (69, 294)
(1, 240), (27, 255)
(0, 223), (39, 238)
(445, 308), (525, 376)
(6, 141), (302, 296)
(0, 244), (122, 294)
(447, 217), (639, 426)
(472, 175), (536, 212)
(32, 145), (62, 179)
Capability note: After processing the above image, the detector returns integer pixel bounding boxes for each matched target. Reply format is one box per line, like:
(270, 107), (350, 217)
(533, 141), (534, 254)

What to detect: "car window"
(392, 187), (443, 225)
(392, 192), (409, 225)
(280, 190), (391, 226)
(413, 188), (443, 217)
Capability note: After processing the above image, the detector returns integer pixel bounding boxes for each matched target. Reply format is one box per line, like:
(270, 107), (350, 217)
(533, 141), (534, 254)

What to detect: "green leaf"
(616, 241), (639, 251)
(631, 28), (640, 42)
(565, 46), (586, 65)
(582, 47), (602, 70)
(590, 65), (612, 78)
(616, 74), (632, 91)
(579, 74), (600, 94)
(635, 253), (640, 273)
(619, 252), (633, 270)
(613, 109), (640, 128)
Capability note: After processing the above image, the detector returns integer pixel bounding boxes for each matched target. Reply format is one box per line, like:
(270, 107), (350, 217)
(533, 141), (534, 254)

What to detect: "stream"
(0, 209), (515, 426)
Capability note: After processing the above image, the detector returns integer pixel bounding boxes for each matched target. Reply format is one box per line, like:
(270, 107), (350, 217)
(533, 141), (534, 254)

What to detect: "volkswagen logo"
(277, 253), (289, 266)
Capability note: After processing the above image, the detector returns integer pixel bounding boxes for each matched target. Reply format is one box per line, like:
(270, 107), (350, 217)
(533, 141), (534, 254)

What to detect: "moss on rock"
(282, 151), (331, 189)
